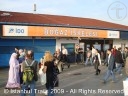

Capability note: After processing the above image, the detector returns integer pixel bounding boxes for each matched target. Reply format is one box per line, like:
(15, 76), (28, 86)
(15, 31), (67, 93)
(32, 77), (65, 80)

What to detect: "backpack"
(23, 60), (35, 83)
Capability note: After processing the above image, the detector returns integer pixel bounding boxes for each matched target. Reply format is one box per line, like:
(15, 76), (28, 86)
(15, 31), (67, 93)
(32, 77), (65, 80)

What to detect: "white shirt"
(108, 53), (111, 64)
(92, 48), (96, 57)
(97, 53), (101, 65)
(62, 49), (68, 55)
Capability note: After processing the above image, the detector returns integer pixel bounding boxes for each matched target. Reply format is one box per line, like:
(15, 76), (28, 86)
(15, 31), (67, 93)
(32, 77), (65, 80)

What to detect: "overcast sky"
(0, 0), (128, 26)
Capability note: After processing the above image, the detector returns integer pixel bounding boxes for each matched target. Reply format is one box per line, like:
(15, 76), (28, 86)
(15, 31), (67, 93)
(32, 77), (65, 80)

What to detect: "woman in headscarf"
(5, 53), (20, 89)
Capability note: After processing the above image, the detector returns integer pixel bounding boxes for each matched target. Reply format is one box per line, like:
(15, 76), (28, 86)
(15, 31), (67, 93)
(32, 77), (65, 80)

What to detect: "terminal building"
(0, 11), (128, 67)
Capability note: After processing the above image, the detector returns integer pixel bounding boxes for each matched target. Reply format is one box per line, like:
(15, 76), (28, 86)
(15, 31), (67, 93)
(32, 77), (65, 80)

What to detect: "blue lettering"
(21, 29), (24, 33)
(16, 28), (24, 33)
(17, 29), (20, 33)
(9, 28), (14, 33)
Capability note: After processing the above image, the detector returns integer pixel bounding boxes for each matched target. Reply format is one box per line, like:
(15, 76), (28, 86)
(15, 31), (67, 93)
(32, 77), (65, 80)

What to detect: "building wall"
(0, 39), (56, 67)
(110, 31), (128, 49)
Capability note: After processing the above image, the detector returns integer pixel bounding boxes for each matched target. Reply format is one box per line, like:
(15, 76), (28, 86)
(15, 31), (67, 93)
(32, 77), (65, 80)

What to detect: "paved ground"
(0, 63), (127, 96)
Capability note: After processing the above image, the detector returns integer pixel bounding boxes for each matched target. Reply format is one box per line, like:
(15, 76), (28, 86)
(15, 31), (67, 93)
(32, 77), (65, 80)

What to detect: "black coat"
(45, 61), (59, 89)
(45, 61), (54, 89)
(115, 50), (123, 63)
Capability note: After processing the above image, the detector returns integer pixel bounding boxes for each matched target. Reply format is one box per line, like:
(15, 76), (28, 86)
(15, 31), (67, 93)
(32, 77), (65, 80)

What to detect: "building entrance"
(80, 39), (113, 61)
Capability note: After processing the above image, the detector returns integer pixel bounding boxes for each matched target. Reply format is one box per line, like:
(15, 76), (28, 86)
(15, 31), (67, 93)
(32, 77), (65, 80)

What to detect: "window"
(103, 44), (110, 51)
(61, 43), (75, 55)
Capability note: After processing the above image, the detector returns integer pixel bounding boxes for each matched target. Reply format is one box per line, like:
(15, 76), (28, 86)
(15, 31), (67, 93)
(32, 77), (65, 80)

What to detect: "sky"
(0, 0), (128, 26)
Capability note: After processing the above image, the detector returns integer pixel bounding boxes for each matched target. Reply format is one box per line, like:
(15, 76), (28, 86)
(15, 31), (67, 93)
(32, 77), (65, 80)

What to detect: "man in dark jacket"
(54, 49), (64, 73)
(115, 48), (124, 75)
(103, 49), (116, 83)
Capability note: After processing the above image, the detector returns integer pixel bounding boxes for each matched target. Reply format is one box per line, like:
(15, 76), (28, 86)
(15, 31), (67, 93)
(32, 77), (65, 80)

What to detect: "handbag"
(54, 59), (59, 65)
(39, 68), (46, 85)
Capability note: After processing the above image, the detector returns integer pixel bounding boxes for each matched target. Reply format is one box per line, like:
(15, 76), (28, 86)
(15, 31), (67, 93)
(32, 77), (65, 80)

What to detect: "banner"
(2, 25), (120, 38)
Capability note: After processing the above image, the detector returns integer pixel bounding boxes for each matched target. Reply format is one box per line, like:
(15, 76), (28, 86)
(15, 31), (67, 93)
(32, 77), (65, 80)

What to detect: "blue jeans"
(48, 87), (55, 96)
(20, 80), (36, 96)
(115, 63), (122, 74)
(104, 70), (116, 82)
(80, 54), (84, 63)
(85, 57), (93, 65)
(75, 54), (80, 63)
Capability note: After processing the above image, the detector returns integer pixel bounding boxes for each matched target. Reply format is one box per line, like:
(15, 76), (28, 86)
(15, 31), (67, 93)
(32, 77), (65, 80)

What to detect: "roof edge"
(0, 22), (127, 31)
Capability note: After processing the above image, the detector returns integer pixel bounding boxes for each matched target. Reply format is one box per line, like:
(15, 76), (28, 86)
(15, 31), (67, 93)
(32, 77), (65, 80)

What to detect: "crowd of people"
(103, 46), (128, 83)
(4, 45), (128, 96)
(85, 46), (128, 83)
(5, 48), (59, 96)
(5, 46), (72, 96)
(53, 46), (71, 73)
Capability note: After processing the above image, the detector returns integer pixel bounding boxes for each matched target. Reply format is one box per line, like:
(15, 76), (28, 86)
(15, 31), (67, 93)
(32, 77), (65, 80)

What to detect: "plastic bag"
(39, 68), (46, 85)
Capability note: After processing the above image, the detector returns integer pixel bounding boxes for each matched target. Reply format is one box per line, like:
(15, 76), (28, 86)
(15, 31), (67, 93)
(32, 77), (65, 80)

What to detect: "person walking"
(115, 48), (124, 75)
(75, 44), (79, 64)
(62, 46), (70, 68)
(78, 47), (84, 64)
(18, 49), (25, 84)
(20, 50), (38, 96)
(5, 53), (20, 89)
(54, 49), (64, 73)
(103, 49), (116, 83)
(124, 47), (128, 61)
(91, 46), (96, 62)
(125, 56), (128, 76)
(85, 47), (93, 66)
(19, 49), (25, 63)
(112, 46), (117, 58)
(43, 51), (58, 96)
(93, 49), (101, 75)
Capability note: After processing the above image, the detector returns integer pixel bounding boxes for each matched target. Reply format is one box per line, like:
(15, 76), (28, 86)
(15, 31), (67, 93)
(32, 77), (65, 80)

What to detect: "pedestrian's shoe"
(68, 64), (70, 68)
(95, 73), (98, 75)
(102, 80), (106, 84)
(98, 70), (101, 74)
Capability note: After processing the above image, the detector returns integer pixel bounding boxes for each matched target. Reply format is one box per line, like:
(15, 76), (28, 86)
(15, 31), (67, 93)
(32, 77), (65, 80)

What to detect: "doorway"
(80, 39), (113, 61)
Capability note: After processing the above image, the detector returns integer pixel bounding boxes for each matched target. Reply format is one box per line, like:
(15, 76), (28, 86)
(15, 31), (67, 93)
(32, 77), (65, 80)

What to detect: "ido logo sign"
(3, 25), (28, 36)
(9, 28), (24, 33)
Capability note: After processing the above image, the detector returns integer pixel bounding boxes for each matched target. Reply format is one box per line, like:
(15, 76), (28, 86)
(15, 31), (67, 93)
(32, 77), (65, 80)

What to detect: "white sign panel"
(107, 31), (120, 38)
(123, 80), (128, 96)
(3, 25), (28, 36)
